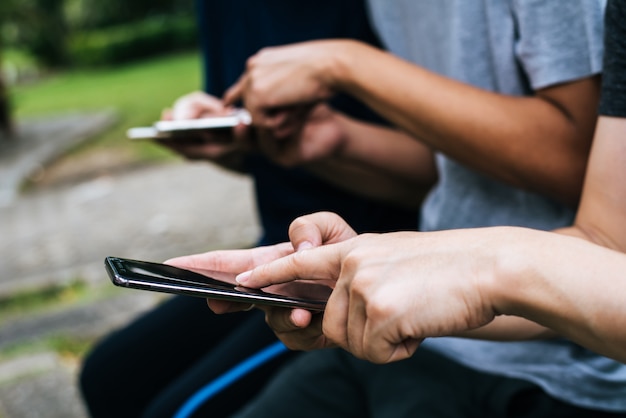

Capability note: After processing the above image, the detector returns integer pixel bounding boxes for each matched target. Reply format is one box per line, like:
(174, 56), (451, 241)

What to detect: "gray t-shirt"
(367, 0), (626, 412)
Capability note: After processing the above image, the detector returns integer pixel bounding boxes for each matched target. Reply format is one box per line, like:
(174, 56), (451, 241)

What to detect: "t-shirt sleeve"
(511, 0), (605, 90)
(599, 0), (626, 117)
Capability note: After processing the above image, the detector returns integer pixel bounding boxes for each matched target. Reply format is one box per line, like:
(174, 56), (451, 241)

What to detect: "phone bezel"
(105, 256), (328, 310)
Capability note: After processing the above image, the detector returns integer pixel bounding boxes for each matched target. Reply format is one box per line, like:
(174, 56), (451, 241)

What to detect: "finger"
(165, 242), (293, 273)
(321, 277), (350, 349)
(262, 307), (313, 333)
(161, 108), (173, 121)
(236, 242), (343, 288)
(207, 299), (254, 314)
(346, 285), (368, 360)
(289, 212), (357, 251)
(232, 123), (251, 143)
(363, 312), (422, 363)
(223, 75), (247, 107)
(259, 306), (321, 351)
(273, 313), (328, 351)
(172, 92), (226, 120)
(388, 338), (422, 362)
(262, 110), (290, 130)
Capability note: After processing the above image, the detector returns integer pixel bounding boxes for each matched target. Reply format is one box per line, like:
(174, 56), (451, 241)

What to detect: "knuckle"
(289, 216), (312, 236)
(365, 296), (395, 322)
(289, 250), (309, 271)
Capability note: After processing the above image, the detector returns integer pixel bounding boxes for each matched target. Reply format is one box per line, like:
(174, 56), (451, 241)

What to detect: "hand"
(165, 242), (294, 313)
(254, 104), (346, 168)
(238, 224), (501, 363)
(237, 212), (358, 351)
(223, 40), (361, 127)
(159, 91), (254, 162)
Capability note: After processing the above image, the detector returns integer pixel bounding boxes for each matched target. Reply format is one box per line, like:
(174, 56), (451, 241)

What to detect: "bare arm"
(568, 117), (626, 250)
(492, 229), (626, 364)
(207, 120), (626, 362)
(226, 40), (600, 206)
(434, 118), (626, 343)
(303, 109), (437, 209)
(332, 42), (599, 206)
(251, 103), (437, 209)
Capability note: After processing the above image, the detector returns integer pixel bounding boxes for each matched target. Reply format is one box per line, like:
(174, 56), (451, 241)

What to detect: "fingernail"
(236, 270), (252, 284)
(297, 241), (313, 252)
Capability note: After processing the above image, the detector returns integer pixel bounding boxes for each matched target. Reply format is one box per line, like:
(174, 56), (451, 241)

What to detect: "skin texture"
(224, 40), (600, 206)
(158, 91), (435, 208)
(165, 23), (623, 364)
(158, 91), (254, 172)
(167, 117), (626, 364)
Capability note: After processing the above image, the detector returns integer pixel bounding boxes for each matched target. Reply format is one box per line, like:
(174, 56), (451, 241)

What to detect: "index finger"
(236, 242), (344, 289)
(171, 91), (225, 120)
(165, 242), (293, 274)
(223, 75), (246, 107)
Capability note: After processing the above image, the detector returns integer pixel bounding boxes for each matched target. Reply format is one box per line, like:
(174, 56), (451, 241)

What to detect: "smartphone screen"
(105, 256), (330, 310)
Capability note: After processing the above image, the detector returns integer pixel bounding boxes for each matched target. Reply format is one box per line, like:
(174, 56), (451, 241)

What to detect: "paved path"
(0, 113), (261, 417)
(0, 162), (260, 297)
(0, 110), (118, 207)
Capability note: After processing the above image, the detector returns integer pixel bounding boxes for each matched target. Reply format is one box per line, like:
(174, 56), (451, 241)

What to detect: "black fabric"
(599, 0), (626, 117)
(234, 348), (626, 418)
(79, 297), (291, 418)
(80, 1), (419, 417)
(196, 0), (419, 244)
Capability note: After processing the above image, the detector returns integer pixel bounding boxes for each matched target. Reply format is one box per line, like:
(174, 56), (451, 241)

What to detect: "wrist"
(487, 227), (544, 318)
(324, 40), (371, 93)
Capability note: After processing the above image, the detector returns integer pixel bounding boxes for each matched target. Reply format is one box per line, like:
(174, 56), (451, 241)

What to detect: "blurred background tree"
(1, 0), (196, 72)
(0, 0), (197, 141)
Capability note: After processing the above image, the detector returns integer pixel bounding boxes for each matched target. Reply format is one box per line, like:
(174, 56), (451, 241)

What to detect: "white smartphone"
(127, 109), (251, 140)
(154, 109), (251, 132)
(105, 256), (330, 311)
(126, 126), (169, 140)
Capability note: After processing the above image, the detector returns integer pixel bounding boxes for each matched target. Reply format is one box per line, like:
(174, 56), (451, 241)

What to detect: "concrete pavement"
(0, 113), (261, 417)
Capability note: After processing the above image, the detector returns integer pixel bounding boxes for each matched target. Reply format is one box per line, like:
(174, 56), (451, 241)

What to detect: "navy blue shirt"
(600, 0), (626, 117)
(195, 0), (418, 244)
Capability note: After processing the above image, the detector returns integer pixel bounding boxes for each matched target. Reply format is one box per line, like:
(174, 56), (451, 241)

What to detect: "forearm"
(328, 41), (598, 205)
(456, 315), (557, 341)
(573, 117), (626, 252)
(476, 118), (626, 359)
(307, 159), (428, 210)
(490, 228), (626, 363)
(306, 112), (437, 208)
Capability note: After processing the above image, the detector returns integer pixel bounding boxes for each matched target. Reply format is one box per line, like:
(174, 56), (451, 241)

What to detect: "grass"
(0, 280), (129, 360)
(0, 280), (93, 360)
(0, 53), (204, 366)
(0, 280), (89, 323)
(0, 333), (96, 363)
(10, 50), (202, 163)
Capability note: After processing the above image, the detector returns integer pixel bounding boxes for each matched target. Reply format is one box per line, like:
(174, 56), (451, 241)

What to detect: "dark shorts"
(234, 347), (626, 418)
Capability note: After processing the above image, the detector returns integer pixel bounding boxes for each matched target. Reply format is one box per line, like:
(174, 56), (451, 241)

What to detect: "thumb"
(289, 212), (357, 251)
(223, 75), (246, 107)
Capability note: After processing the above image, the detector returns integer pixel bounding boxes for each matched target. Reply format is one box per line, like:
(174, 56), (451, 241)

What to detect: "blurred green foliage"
(65, 0), (194, 29)
(0, 0), (196, 69)
(68, 15), (197, 67)
(12, 51), (201, 161)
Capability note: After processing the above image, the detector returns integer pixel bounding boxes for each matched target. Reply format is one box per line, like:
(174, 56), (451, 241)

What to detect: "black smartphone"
(105, 256), (330, 310)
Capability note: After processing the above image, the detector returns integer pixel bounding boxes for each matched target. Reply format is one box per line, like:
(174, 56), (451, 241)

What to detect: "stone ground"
(0, 112), (261, 417)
